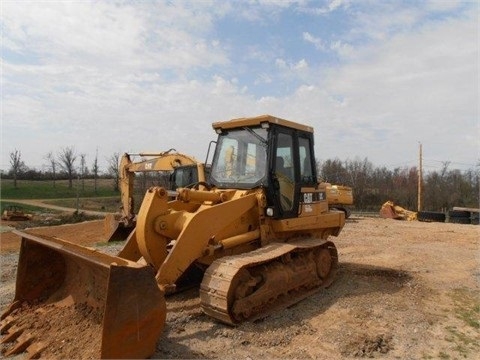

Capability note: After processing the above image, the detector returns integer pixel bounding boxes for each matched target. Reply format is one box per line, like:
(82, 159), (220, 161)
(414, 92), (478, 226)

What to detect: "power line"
(423, 158), (478, 167)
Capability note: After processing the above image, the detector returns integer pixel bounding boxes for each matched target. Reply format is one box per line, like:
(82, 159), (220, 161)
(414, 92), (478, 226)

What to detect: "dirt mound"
(0, 220), (106, 253)
(2, 301), (102, 359)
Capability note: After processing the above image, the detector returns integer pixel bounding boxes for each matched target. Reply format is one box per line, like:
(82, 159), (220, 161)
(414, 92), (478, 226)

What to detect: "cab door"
(271, 126), (317, 219)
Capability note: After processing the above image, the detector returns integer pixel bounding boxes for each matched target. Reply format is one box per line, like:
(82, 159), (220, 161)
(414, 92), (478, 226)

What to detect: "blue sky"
(1, 0), (478, 174)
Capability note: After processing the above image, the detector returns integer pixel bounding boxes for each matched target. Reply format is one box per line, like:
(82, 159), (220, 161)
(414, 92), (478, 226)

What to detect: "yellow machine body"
(1, 115), (345, 359)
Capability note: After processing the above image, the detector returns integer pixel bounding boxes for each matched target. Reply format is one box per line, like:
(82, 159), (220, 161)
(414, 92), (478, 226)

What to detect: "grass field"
(43, 197), (121, 213)
(0, 201), (58, 214)
(1, 178), (119, 199)
(0, 178), (122, 214)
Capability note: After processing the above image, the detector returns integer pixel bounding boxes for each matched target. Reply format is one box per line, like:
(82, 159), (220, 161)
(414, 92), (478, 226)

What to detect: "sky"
(1, 0), (478, 175)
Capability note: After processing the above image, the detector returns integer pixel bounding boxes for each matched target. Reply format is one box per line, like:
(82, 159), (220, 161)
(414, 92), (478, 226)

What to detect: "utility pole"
(417, 142), (423, 212)
(76, 174), (80, 214)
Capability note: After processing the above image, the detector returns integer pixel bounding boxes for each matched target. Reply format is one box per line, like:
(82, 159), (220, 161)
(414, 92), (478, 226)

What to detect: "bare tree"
(45, 151), (57, 188)
(58, 147), (77, 189)
(80, 154), (87, 191)
(107, 152), (121, 192)
(9, 149), (25, 188)
(318, 158), (347, 184)
(345, 157), (373, 210)
(92, 149), (99, 195)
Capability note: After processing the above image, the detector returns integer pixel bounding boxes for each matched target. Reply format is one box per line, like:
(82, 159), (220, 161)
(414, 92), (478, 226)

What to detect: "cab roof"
(212, 114), (314, 133)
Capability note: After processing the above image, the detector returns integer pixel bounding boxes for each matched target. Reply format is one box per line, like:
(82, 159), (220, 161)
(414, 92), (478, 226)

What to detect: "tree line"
(318, 158), (479, 212)
(3, 148), (479, 212)
(4, 147), (121, 192)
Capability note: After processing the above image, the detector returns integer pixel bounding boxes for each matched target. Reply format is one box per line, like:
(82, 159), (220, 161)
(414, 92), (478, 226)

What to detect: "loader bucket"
(1, 231), (166, 359)
(379, 202), (400, 219)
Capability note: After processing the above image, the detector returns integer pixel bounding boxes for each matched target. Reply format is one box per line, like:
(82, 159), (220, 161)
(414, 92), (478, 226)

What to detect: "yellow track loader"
(1, 115), (345, 359)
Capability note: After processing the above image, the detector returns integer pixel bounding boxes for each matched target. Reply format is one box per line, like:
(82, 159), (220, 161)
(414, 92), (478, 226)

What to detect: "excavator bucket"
(1, 231), (166, 359)
(104, 213), (134, 242)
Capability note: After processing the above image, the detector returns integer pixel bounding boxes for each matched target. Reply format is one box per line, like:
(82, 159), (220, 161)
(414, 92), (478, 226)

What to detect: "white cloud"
(3, 2), (144, 64)
(275, 58), (288, 69)
(254, 73), (273, 85)
(3, 1), (228, 73)
(424, 0), (465, 12)
(293, 59), (309, 70)
(349, 5), (423, 42)
(327, 0), (347, 12)
(318, 11), (478, 167)
(306, 0), (349, 15)
(330, 40), (354, 57)
(275, 58), (309, 71)
(1, 1), (231, 169)
(303, 32), (325, 50)
(1, 1), (477, 173)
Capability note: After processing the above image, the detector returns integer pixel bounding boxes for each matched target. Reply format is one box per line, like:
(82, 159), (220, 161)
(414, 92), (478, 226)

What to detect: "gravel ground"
(1, 216), (479, 359)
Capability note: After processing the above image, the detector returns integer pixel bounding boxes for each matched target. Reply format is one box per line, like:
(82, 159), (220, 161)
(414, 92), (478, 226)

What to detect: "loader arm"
(134, 186), (259, 292)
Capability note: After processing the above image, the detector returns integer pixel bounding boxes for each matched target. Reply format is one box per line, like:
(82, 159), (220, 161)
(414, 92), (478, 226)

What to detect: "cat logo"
(303, 193), (313, 203)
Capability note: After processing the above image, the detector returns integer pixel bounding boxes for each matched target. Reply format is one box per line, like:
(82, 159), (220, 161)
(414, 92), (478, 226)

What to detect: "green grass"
(451, 288), (480, 330)
(440, 288), (480, 359)
(0, 178), (119, 199)
(10, 211), (103, 230)
(0, 199), (105, 229)
(43, 197), (121, 213)
(0, 201), (60, 214)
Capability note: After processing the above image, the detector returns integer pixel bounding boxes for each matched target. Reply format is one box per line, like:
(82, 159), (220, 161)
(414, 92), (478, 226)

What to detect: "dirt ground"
(1, 216), (479, 359)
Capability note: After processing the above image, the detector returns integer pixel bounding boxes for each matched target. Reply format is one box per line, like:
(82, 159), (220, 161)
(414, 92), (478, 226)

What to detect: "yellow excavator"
(324, 183), (354, 218)
(105, 150), (206, 242)
(1, 115), (345, 359)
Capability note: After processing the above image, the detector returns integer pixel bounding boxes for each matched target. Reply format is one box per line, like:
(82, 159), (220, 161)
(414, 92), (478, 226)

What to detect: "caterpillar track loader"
(105, 150), (206, 242)
(1, 115), (345, 359)
(108, 152), (348, 242)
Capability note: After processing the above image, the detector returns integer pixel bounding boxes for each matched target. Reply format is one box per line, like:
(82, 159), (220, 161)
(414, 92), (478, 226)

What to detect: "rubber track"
(200, 239), (337, 325)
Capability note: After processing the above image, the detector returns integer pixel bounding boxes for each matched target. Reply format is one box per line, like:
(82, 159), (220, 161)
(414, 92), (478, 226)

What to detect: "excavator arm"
(106, 150), (205, 242)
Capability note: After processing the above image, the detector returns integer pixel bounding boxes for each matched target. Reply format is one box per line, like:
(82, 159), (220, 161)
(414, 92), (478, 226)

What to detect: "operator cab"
(210, 115), (318, 219)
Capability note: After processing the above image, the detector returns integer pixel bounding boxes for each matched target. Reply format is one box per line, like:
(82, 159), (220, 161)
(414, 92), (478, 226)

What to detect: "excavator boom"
(106, 149), (205, 242)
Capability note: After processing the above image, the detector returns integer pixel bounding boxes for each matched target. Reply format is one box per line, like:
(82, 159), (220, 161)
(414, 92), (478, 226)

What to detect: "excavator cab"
(209, 117), (318, 219)
(170, 164), (200, 190)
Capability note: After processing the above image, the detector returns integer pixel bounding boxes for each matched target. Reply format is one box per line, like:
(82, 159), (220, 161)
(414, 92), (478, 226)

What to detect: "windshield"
(210, 127), (268, 188)
(172, 166), (198, 189)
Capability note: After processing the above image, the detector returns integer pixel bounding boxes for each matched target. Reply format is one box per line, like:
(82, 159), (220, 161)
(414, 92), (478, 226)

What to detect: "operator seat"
(276, 156), (287, 176)
(275, 156), (294, 211)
